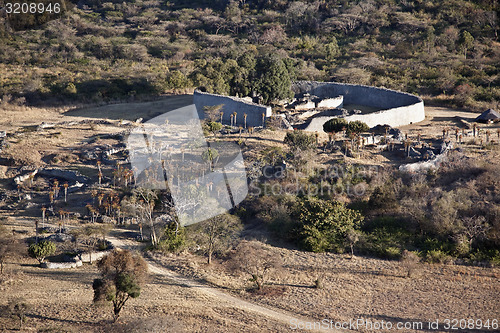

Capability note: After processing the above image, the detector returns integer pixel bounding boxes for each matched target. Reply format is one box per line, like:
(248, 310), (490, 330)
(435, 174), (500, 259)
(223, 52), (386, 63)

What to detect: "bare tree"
(204, 104), (224, 122)
(229, 240), (282, 290)
(192, 213), (242, 264)
(346, 229), (361, 258)
(7, 298), (30, 330)
(72, 224), (110, 264)
(461, 216), (490, 247)
(124, 189), (159, 246)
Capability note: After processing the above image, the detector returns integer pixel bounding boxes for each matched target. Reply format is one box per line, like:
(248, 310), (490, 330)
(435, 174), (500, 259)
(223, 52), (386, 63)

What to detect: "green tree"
(165, 70), (191, 90)
(346, 121), (370, 136)
(459, 30), (474, 59)
(325, 37), (340, 61)
(92, 250), (148, 322)
(28, 241), (56, 264)
(158, 222), (186, 253)
(205, 121), (223, 137)
(295, 197), (364, 252)
(253, 54), (293, 104)
(202, 148), (219, 171)
(323, 118), (348, 138)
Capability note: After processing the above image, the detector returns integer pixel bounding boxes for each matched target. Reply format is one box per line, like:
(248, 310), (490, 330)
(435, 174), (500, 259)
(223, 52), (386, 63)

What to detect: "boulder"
(38, 168), (90, 184)
(79, 250), (111, 263)
(408, 146), (421, 158)
(14, 169), (38, 185)
(44, 233), (74, 243)
(41, 260), (82, 269)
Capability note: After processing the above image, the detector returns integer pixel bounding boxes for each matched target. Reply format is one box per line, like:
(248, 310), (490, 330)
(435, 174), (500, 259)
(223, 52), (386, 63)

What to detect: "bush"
(284, 131), (316, 151)
(384, 246), (401, 259)
(368, 186), (398, 210)
(295, 197), (364, 253)
(28, 241), (56, 264)
(358, 223), (413, 259)
(400, 250), (420, 277)
(229, 240), (282, 291)
(425, 250), (452, 264)
(157, 223), (186, 253)
(323, 118), (348, 134)
(204, 121), (223, 137)
(346, 121), (370, 136)
(468, 249), (500, 267)
(7, 298), (30, 330)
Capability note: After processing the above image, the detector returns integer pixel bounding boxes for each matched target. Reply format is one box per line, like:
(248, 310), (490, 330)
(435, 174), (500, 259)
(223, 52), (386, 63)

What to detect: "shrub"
(28, 241), (56, 264)
(468, 249), (500, 267)
(295, 197), (364, 252)
(7, 298), (30, 330)
(323, 118), (347, 134)
(400, 250), (420, 277)
(425, 249), (452, 264)
(346, 121), (370, 136)
(284, 130), (316, 151)
(157, 222), (186, 253)
(384, 246), (401, 259)
(204, 121), (223, 137)
(368, 186), (398, 210)
(229, 240), (282, 291)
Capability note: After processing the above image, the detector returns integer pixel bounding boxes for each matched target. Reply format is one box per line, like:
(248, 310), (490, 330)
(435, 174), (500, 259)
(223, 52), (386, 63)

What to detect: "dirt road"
(107, 235), (338, 333)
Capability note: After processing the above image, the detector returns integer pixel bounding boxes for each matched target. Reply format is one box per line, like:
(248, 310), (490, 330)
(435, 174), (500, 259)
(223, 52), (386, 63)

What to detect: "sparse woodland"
(0, 0), (498, 110)
(0, 1), (499, 330)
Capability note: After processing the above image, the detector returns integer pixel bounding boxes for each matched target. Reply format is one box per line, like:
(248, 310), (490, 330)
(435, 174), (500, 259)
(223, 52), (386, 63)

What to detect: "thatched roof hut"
(475, 109), (500, 123)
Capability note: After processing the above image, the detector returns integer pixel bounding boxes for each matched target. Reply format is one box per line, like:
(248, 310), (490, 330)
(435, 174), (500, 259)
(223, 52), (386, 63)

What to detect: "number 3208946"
(5, 2), (61, 14)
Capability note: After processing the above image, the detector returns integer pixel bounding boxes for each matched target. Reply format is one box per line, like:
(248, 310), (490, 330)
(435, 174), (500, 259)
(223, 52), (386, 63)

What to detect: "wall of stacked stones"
(193, 90), (272, 127)
(293, 81), (425, 131)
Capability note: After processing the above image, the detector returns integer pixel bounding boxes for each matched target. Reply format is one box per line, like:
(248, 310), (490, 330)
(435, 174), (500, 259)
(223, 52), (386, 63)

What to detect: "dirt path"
(107, 235), (338, 332)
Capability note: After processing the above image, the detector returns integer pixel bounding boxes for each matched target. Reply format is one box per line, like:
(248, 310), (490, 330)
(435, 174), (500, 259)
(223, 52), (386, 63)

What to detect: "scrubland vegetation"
(239, 127), (500, 266)
(0, 0), (498, 110)
(0, 1), (499, 331)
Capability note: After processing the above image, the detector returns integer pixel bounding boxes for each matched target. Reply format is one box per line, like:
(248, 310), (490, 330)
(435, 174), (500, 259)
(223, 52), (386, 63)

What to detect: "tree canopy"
(93, 250), (148, 322)
(294, 197), (364, 253)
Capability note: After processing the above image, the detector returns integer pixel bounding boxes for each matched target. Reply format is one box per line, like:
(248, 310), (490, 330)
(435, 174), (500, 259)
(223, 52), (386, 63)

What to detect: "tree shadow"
(22, 267), (98, 285)
(268, 281), (314, 289)
(26, 313), (96, 326)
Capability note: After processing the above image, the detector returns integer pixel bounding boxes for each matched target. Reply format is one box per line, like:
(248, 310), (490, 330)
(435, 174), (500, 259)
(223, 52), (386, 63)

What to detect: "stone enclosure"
(193, 82), (425, 131)
(293, 81), (425, 131)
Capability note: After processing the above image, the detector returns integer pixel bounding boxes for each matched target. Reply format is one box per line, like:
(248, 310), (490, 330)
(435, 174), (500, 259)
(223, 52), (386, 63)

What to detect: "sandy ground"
(1, 223), (498, 333)
(1, 97), (499, 332)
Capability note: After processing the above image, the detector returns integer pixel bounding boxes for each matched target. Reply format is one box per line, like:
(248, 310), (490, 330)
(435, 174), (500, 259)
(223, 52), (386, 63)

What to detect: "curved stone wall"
(194, 90), (272, 127)
(293, 81), (425, 131)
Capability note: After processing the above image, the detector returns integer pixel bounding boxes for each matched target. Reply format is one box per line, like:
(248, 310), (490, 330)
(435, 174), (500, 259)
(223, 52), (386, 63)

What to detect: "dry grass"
(151, 245), (500, 330)
(1, 97), (500, 332)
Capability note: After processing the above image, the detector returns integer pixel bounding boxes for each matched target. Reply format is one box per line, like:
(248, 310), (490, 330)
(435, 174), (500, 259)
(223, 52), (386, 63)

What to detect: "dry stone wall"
(293, 81), (425, 131)
(193, 90), (272, 127)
